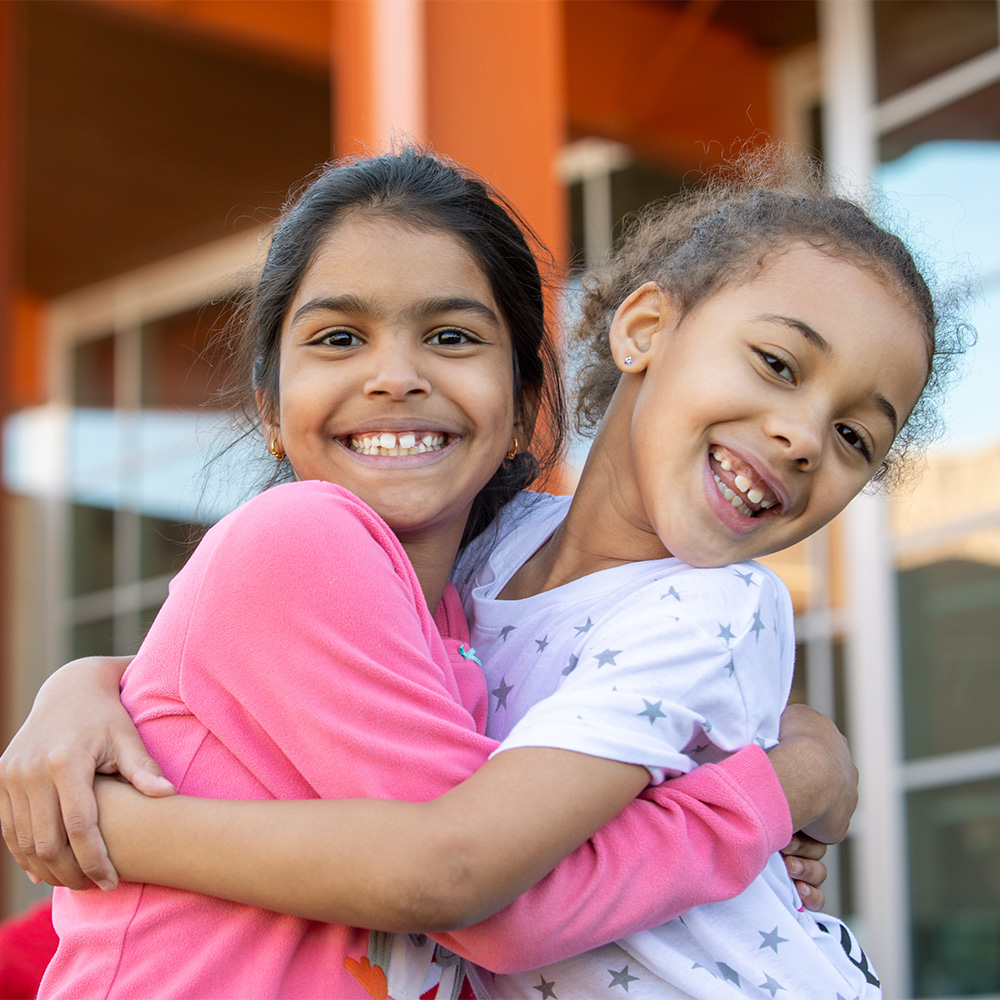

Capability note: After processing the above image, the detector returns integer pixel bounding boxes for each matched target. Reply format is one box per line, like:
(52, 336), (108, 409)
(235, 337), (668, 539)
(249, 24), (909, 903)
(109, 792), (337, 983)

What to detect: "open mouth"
(346, 431), (449, 457)
(710, 447), (779, 518)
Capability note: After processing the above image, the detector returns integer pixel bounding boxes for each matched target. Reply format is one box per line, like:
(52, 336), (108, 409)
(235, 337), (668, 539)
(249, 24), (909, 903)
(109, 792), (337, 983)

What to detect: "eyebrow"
(758, 314), (831, 354)
(289, 295), (502, 328)
(756, 313), (899, 433)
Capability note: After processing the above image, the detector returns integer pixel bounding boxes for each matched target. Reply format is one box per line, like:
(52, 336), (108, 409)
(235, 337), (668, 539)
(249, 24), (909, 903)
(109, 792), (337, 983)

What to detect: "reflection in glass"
(72, 335), (115, 407)
(70, 617), (114, 662)
(140, 301), (233, 410)
(140, 514), (204, 581)
(70, 504), (114, 596)
(909, 778), (1000, 996)
(898, 545), (1000, 759)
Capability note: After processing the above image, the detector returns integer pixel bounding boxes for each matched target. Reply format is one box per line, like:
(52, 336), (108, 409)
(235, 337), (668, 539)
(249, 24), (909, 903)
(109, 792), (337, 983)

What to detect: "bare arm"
(96, 746), (650, 932)
(90, 706), (853, 939)
(0, 656), (174, 890)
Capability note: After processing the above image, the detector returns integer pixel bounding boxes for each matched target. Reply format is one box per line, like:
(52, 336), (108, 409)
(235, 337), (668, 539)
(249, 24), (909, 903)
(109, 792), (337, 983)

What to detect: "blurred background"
(0, 1), (998, 996)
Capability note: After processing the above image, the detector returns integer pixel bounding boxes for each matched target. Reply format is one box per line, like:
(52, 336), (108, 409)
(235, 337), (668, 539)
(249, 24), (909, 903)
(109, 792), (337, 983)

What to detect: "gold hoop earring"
(505, 436), (518, 462)
(268, 435), (285, 463)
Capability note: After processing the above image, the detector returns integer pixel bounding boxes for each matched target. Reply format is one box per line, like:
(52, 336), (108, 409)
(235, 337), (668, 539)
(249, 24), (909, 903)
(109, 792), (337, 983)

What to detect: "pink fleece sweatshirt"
(40, 481), (790, 999)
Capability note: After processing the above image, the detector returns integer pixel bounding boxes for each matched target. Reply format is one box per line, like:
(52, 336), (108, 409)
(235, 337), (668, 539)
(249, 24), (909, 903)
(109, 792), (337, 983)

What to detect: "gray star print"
(725, 658), (736, 677)
(594, 648), (621, 667)
(661, 586), (681, 601)
(751, 610), (766, 641)
(717, 962), (740, 985)
(607, 965), (640, 991)
(562, 654), (578, 676)
(574, 618), (594, 634)
(758, 973), (784, 996)
(717, 623), (735, 644)
(734, 568), (756, 587)
(532, 975), (557, 999)
(499, 625), (516, 642)
(758, 926), (788, 952)
(492, 677), (513, 709)
(535, 636), (550, 652)
(638, 699), (666, 724)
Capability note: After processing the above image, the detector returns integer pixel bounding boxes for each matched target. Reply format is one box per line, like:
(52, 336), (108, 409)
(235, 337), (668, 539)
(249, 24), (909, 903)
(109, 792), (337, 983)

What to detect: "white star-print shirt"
(453, 493), (880, 1000)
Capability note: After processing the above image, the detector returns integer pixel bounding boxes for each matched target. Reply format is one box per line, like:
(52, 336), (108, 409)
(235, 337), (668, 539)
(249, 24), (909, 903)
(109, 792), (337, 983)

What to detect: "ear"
(514, 382), (541, 450)
(608, 282), (681, 373)
(256, 389), (280, 447)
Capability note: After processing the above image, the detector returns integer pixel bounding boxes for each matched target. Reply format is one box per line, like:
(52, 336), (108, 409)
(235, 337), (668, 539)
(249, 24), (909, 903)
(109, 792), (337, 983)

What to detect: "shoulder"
(211, 481), (393, 548)
(593, 560), (790, 648)
(189, 481), (406, 587)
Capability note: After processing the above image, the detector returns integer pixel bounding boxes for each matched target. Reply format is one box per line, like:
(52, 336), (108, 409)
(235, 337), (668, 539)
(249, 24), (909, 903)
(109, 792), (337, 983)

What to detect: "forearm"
(434, 744), (790, 972)
(97, 746), (648, 933)
(98, 783), (474, 930)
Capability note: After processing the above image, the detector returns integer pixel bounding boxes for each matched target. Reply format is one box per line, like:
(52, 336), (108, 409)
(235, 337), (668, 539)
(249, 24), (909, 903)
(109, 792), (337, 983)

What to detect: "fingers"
(781, 833), (828, 861)
(112, 747), (176, 799)
(783, 854), (827, 889)
(793, 879), (825, 912)
(49, 750), (119, 890)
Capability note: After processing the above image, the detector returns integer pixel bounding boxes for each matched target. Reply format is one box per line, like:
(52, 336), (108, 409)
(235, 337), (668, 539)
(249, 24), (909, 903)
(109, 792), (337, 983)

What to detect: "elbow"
(385, 870), (484, 933)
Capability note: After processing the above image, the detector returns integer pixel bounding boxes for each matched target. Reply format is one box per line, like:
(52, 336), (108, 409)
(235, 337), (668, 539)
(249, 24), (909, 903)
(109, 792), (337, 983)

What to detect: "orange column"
(329, 0), (566, 264)
(0, 0), (15, 913)
(425, 0), (566, 264)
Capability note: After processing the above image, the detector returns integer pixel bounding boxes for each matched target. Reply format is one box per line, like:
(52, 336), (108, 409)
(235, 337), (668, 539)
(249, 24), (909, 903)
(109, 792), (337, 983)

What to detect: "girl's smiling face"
(612, 241), (930, 568)
(265, 214), (518, 551)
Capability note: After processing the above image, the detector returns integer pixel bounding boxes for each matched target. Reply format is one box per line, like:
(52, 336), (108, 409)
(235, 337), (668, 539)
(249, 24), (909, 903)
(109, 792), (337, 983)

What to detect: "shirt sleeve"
(169, 480), (495, 801)
(159, 490), (789, 969)
(436, 743), (792, 973)
(495, 565), (795, 783)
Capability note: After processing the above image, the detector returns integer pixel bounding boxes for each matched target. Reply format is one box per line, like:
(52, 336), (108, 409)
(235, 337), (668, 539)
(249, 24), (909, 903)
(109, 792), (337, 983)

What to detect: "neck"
(502, 380), (670, 600)
(396, 523), (466, 613)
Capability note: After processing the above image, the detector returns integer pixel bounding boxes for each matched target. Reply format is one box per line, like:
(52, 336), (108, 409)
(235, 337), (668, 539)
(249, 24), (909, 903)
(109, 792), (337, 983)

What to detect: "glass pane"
(609, 160), (683, 243)
(70, 616), (114, 661)
(879, 86), (1000, 163)
(909, 778), (1000, 996)
(898, 538), (1000, 759)
(139, 514), (205, 580)
(71, 503), (114, 595)
(140, 300), (233, 410)
(874, 0), (998, 102)
(71, 334), (115, 407)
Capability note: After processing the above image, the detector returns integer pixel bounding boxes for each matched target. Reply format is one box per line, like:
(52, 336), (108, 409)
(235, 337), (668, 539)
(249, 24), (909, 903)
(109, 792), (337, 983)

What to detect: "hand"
(781, 833), (829, 911)
(767, 703), (858, 844)
(0, 656), (174, 891)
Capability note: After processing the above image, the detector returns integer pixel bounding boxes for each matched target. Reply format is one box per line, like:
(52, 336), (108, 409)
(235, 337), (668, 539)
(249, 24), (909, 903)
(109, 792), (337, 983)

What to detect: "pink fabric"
(41, 482), (790, 998)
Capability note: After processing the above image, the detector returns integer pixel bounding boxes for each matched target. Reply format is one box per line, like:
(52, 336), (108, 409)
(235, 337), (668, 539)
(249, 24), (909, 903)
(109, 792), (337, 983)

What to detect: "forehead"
(294, 214), (495, 306)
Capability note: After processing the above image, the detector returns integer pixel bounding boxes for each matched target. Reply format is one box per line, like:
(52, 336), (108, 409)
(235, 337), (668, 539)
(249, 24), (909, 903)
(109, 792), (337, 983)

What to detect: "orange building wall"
(565, 0), (775, 170)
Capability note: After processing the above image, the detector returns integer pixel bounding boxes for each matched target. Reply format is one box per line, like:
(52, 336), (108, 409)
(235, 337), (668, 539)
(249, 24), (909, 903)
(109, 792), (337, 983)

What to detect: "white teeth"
(734, 474), (752, 492)
(722, 486), (735, 501)
(747, 487), (764, 504)
(721, 460), (732, 472)
(760, 499), (775, 509)
(349, 432), (446, 456)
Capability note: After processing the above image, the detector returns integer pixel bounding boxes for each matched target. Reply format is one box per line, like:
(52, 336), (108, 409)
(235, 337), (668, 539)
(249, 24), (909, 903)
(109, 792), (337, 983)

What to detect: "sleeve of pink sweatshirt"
(176, 481), (791, 972)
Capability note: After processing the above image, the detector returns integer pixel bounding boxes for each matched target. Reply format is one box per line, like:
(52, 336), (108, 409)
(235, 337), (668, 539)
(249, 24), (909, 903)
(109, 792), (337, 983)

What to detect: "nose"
(764, 405), (824, 471)
(363, 342), (432, 400)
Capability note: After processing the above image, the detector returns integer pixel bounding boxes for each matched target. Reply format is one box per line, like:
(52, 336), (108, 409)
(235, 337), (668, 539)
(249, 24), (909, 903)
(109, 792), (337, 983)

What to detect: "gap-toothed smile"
(346, 431), (450, 457)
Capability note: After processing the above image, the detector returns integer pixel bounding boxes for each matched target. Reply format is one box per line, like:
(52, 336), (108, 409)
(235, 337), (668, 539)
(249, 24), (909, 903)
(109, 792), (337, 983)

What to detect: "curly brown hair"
(572, 146), (973, 485)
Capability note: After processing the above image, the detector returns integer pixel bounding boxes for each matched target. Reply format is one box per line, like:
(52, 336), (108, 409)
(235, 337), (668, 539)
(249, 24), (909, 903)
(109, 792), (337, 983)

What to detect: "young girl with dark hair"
(2, 149), (849, 1000)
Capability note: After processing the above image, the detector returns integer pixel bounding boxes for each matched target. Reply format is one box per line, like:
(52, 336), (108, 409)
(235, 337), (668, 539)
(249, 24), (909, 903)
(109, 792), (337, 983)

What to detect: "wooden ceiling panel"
(19, 1), (331, 296)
